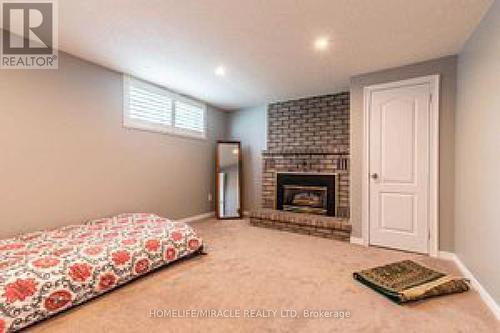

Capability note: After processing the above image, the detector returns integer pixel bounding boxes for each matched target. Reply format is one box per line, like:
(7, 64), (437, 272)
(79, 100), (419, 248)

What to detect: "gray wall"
(0, 51), (227, 238)
(455, 0), (500, 304)
(228, 105), (267, 212)
(350, 56), (458, 251)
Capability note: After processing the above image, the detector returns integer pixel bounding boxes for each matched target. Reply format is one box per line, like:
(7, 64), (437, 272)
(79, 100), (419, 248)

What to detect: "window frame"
(123, 75), (208, 139)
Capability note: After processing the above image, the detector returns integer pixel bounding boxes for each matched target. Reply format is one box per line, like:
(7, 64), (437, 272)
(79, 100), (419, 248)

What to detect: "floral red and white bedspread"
(0, 213), (203, 332)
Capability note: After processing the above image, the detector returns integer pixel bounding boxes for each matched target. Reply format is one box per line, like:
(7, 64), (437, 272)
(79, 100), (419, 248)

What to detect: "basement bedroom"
(0, 1), (499, 332)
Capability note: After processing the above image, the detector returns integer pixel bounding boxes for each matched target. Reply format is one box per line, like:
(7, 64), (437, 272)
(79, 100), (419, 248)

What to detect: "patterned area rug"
(353, 260), (470, 303)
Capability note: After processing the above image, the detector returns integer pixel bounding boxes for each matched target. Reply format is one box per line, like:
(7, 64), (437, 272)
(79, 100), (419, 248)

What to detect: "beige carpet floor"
(29, 219), (499, 333)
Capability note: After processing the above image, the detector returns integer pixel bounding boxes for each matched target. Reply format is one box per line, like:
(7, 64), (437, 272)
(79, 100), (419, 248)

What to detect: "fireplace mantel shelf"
(262, 150), (349, 157)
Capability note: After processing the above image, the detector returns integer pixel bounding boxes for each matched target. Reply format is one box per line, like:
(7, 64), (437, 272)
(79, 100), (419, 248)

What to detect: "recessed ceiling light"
(314, 37), (330, 51)
(215, 65), (226, 77)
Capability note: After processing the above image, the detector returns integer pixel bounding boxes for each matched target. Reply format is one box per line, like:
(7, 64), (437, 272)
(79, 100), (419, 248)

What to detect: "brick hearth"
(250, 209), (351, 241)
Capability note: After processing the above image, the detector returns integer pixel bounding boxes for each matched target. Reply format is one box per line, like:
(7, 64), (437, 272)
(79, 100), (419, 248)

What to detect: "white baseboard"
(350, 236), (365, 245)
(437, 251), (456, 261)
(175, 212), (214, 224)
(439, 251), (500, 320)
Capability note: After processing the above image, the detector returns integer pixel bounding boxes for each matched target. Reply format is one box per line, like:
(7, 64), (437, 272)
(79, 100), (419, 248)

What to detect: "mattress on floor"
(0, 213), (203, 332)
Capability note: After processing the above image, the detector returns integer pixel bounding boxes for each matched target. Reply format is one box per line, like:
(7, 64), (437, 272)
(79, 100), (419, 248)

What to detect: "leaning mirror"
(216, 141), (242, 219)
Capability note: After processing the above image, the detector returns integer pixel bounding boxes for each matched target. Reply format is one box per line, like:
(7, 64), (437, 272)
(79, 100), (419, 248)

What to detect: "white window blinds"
(123, 76), (207, 138)
(174, 100), (205, 134)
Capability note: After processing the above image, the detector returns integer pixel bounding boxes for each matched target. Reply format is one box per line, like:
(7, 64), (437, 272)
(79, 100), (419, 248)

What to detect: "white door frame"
(361, 75), (440, 257)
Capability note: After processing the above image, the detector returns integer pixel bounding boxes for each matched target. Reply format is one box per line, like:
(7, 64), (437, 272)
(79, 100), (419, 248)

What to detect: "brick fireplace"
(250, 92), (351, 240)
(261, 92), (350, 218)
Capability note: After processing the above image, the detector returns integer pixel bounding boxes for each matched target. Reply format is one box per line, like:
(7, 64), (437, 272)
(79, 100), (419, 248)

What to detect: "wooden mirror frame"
(216, 140), (243, 219)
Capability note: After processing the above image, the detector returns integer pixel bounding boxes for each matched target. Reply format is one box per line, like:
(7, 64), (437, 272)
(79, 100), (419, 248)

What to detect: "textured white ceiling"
(58, 0), (492, 109)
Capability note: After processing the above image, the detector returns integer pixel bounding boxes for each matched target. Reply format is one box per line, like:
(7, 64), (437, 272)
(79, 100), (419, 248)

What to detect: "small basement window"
(123, 75), (207, 139)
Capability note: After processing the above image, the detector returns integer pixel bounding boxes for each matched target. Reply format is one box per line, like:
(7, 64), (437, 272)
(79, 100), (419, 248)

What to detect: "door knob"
(370, 173), (378, 180)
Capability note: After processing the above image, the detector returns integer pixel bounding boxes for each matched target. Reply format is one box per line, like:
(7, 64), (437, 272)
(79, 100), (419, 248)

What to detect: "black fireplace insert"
(276, 173), (336, 216)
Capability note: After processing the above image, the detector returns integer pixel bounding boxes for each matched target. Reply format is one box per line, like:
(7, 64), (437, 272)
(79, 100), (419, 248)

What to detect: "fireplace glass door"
(283, 185), (328, 215)
(216, 141), (242, 219)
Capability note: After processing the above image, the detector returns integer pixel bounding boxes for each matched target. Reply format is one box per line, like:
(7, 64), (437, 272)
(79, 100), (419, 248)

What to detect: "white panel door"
(369, 83), (431, 254)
